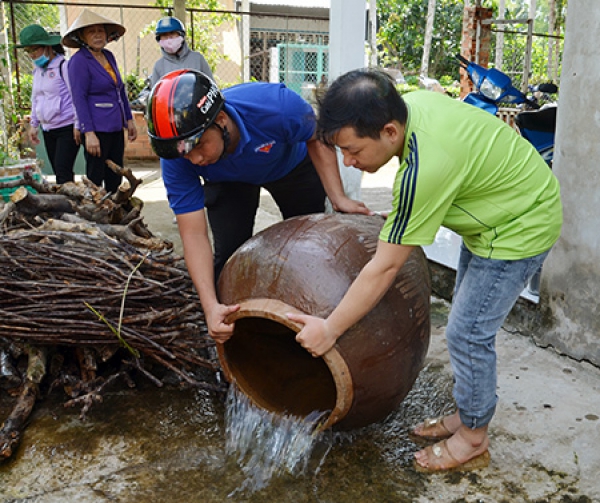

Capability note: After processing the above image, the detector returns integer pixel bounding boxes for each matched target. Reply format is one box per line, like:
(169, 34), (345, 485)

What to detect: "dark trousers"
(42, 125), (80, 184)
(82, 131), (124, 193)
(205, 154), (326, 280)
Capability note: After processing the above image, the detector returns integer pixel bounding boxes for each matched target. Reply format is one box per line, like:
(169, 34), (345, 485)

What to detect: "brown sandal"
(413, 439), (490, 473)
(410, 416), (453, 441)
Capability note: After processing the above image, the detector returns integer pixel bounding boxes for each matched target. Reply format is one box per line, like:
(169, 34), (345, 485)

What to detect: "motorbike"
(456, 54), (559, 298)
(131, 73), (152, 114)
(456, 53), (558, 166)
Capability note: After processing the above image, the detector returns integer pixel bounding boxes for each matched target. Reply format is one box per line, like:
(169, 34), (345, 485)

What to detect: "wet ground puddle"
(0, 364), (456, 502)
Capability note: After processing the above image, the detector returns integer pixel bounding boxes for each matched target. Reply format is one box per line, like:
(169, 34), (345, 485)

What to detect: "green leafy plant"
(16, 71), (33, 112)
(0, 47), (22, 165)
(125, 72), (147, 103)
(396, 83), (420, 96)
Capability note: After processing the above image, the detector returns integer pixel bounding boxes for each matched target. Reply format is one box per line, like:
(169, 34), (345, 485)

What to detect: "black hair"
(316, 68), (408, 147)
(51, 44), (65, 55)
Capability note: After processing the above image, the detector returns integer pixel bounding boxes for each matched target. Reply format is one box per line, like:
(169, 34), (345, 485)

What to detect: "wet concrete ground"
(1, 161), (599, 502)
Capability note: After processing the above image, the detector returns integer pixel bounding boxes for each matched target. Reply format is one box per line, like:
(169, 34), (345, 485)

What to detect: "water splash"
(225, 384), (331, 495)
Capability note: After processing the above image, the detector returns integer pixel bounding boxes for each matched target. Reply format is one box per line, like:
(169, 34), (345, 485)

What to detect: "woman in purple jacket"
(62, 9), (137, 193)
(17, 24), (80, 184)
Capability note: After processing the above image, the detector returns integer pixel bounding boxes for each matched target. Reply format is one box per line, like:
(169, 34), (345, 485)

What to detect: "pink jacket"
(29, 54), (76, 131)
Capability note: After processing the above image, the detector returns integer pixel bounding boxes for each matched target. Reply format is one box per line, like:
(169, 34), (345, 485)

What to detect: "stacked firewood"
(0, 162), (222, 460)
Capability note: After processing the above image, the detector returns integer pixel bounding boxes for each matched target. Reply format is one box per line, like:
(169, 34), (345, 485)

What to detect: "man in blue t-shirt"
(147, 69), (370, 342)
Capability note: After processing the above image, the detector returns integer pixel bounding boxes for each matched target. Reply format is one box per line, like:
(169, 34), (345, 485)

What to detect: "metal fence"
(0, 0), (565, 149)
(1, 0), (330, 112)
(490, 18), (564, 92)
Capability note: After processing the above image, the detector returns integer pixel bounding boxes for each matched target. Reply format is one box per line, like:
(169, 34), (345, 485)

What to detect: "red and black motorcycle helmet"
(147, 69), (224, 159)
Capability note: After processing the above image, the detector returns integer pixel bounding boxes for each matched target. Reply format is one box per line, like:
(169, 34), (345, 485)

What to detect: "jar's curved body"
(217, 213), (431, 430)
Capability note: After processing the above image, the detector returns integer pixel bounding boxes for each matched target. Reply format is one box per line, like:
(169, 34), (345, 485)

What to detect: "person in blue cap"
(150, 16), (213, 87)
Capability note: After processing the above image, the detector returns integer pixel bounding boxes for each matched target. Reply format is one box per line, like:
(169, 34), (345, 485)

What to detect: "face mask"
(33, 53), (50, 68)
(159, 36), (184, 55)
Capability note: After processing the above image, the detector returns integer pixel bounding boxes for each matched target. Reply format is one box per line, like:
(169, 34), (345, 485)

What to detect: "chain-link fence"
(1, 0), (330, 112)
(0, 0), (330, 162)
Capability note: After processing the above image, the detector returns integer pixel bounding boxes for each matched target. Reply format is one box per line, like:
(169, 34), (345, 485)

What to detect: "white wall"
(328, 0), (366, 203)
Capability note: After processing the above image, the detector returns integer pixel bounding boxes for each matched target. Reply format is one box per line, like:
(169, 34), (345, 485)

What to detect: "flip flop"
(410, 416), (453, 442)
(413, 439), (490, 474)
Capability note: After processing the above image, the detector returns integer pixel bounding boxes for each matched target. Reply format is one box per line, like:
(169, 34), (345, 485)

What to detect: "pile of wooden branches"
(0, 161), (167, 249)
(0, 162), (222, 460)
(0, 236), (217, 381)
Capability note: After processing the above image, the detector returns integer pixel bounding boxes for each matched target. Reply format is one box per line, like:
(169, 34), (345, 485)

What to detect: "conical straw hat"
(61, 9), (126, 48)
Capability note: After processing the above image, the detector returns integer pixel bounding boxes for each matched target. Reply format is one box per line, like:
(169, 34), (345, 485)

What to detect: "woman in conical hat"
(61, 9), (125, 49)
(62, 9), (136, 193)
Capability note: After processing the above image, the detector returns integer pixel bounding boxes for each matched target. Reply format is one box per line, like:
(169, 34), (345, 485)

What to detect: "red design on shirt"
(255, 141), (275, 153)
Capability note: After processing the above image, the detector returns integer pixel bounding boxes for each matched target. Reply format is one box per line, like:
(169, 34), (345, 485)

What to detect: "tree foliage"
(376, 0), (567, 84)
(490, 0), (567, 84)
(376, 0), (464, 78)
(10, 1), (59, 31)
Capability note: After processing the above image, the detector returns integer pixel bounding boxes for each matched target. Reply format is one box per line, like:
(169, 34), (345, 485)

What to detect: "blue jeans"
(446, 243), (550, 429)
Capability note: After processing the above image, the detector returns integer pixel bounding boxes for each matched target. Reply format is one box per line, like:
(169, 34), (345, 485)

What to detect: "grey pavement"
(1, 160), (597, 502)
(132, 162), (600, 502)
(133, 161), (600, 500)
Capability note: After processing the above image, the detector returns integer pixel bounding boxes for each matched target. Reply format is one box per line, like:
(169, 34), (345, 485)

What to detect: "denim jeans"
(446, 242), (550, 429)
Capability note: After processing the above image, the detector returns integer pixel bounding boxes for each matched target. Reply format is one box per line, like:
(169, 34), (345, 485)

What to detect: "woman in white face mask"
(16, 24), (81, 184)
(150, 16), (214, 88)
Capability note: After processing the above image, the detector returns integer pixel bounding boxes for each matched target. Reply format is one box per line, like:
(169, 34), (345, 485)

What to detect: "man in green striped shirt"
(288, 68), (562, 474)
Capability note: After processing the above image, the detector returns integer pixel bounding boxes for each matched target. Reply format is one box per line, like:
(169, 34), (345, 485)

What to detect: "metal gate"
(483, 16), (564, 92)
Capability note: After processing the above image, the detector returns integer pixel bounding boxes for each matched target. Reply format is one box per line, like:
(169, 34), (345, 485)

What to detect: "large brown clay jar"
(217, 213), (431, 430)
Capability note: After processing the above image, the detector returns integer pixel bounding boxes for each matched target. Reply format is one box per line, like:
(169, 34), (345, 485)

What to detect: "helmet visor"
(149, 128), (204, 160)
